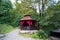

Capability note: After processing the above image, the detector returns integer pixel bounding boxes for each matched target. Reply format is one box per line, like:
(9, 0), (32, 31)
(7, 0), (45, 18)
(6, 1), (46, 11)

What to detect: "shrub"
(37, 29), (48, 39)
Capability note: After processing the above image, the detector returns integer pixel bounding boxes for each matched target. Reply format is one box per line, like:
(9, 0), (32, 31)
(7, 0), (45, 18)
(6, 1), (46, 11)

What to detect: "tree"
(15, 0), (36, 15)
(39, 2), (60, 34)
(0, 0), (12, 24)
(34, 0), (58, 17)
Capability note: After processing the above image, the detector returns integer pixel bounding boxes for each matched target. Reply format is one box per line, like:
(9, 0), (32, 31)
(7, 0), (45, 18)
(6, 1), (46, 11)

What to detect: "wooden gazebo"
(20, 14), (38, 30)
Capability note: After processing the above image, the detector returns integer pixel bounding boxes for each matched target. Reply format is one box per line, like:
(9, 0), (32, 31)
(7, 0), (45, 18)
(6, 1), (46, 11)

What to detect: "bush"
(37, 29), (48, 39)
(0, 24), (14, 34)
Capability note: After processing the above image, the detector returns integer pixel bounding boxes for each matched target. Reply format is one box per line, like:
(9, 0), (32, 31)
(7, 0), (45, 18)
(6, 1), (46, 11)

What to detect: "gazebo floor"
(19, 30), (38, 34)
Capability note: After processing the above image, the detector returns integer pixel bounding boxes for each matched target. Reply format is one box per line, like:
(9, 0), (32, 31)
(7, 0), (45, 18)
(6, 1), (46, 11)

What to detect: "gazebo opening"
(23, 21), (29, 26)
(20, 14), (38, 30)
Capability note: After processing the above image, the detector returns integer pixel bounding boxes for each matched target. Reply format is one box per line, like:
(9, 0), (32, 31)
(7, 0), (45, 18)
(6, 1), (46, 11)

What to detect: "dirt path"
(3, 29), (36, 40)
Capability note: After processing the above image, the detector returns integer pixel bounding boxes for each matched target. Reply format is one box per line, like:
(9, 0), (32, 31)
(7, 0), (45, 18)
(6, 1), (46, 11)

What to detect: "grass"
(19, 33), (39, 38)
(19, 33), (31, 37)
(19, 33), (48, 40)
(19, 33), (40, 40)
(31, 33), (39, 38)
(0, 24), (14, 34)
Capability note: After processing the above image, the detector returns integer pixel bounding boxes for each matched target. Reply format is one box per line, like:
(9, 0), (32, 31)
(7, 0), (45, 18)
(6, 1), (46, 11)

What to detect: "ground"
(1, 29), (39, 40)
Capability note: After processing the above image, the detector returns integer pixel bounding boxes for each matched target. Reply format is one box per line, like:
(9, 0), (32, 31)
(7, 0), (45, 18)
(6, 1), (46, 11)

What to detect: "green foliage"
(31, 33), (39, 38)
(0, 0), (12, 24)
(38, 3), (60, 35)
(0, 0), (12, 14)
(0, 0), (22, 27)
(37, 29), (48, 39)
(0, 24), (14, 34)
(9, 10), (24, 26)
(16, 0), (36, 14)
(31, 29), (48, 39)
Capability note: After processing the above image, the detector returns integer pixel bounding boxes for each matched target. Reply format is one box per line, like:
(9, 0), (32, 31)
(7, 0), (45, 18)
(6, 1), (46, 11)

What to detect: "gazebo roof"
(20, 14), (32, 20)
